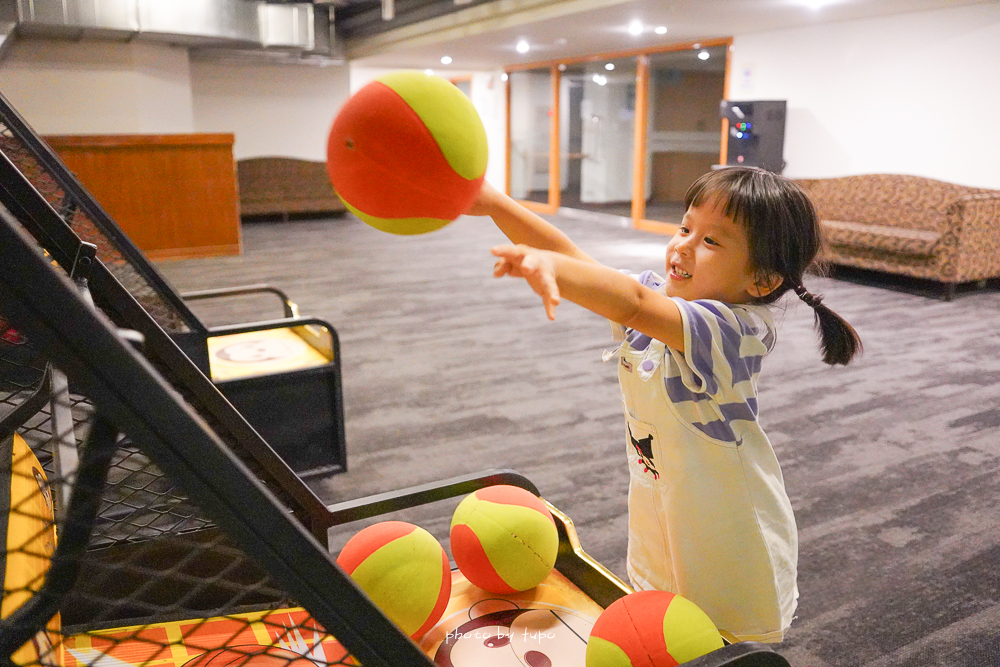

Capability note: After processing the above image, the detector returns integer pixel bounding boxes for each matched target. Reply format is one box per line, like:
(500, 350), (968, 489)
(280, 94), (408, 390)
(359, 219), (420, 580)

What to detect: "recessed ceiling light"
(440, 56), (453, 65)
(558, 63), (567, 71)
(592, 74), (608, 86)
(628, 20), (643, 36)
(501, 72), (509, 81)
(655, 26), (668, 35)
(692, 43), (701, 49)
(698, 50), (710, 60)
(424, 69), (434, 75)
(516, 39), (530, 54)
(605, 63), (615, 71)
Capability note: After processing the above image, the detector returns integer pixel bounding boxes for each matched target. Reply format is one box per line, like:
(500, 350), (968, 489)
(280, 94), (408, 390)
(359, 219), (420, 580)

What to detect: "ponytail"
(792, 284), (862, 365)
(685, 167), (863, 365)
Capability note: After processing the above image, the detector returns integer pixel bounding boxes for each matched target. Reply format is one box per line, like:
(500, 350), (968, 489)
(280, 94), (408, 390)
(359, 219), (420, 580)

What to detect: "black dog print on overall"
(629, 425), (659, 480)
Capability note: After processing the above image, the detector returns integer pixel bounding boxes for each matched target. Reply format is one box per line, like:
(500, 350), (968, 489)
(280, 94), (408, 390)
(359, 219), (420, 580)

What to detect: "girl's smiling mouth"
(670, 265), (692, 279)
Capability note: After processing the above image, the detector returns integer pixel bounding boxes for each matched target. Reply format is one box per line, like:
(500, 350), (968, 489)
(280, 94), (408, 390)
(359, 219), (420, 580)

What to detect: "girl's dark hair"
(684, 166), (862, 366)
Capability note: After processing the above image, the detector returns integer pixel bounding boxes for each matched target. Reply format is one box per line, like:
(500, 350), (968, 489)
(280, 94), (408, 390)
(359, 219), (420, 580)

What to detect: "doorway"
(559, 58), (638, 218)
(505, 39), (731, 231)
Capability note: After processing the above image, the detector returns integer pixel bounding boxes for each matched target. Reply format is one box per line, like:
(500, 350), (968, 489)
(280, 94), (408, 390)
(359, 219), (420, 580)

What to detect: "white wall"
(0, 37), (352, 160)
(730, 3), (1000, 189)
(469, 71), (507, 192)
(0, 38), (194, 134)
(190, 60), (351, 161)
(351, 66), (508, 191)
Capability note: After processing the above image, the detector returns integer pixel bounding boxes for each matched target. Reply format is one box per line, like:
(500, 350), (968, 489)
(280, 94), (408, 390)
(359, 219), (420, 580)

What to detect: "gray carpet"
(157, 209), (1000, 667)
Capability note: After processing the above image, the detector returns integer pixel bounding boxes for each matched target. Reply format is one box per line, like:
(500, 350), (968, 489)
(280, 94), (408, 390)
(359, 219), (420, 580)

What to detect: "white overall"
(604, 326), (798, 643)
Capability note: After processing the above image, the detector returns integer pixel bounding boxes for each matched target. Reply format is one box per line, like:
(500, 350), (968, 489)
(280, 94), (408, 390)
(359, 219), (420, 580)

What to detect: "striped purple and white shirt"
(614, 270), (776, 445)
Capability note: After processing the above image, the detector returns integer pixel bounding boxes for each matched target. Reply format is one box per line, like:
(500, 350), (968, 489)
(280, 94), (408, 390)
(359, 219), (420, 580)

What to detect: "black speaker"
(720, 100), (786, 173)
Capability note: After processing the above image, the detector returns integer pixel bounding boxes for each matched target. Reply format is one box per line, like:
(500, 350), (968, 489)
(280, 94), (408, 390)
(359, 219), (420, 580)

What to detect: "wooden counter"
(45, 133), (242, 261)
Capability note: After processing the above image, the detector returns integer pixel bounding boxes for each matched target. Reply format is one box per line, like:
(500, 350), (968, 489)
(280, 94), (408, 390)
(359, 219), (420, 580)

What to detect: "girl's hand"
(464, 179), (504, 217)
(491, 244), (561, 320)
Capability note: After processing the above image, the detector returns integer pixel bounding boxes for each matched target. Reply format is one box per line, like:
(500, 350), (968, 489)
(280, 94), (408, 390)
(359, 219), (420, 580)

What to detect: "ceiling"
(323, 0), (991, 71)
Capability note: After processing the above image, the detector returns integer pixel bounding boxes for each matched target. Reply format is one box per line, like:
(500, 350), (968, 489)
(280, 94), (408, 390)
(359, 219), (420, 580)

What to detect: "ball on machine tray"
(586, 589), (724, 667)
(336, 520), (451, 639)
(449, 484), (558, 594)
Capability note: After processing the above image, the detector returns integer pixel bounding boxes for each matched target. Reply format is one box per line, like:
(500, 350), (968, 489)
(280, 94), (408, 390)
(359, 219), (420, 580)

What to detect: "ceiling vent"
(4, 0), (342, 65)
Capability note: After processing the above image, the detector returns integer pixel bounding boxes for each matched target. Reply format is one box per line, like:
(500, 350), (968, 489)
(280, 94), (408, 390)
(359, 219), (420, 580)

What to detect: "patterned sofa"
(237, 156), (346, 219)
(795, 174), (1000, 298)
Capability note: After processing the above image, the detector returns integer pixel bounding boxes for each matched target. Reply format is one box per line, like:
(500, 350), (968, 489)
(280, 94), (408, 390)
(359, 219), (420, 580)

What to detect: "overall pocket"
(623, 411), (665, 486)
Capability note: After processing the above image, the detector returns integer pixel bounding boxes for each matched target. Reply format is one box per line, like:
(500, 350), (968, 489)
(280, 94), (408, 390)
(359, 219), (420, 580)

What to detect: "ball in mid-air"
(449, 485), (558, 594)
(326, 70), (488, 235)
(336, 521), (451, 639)
(586, 590), (724, 667)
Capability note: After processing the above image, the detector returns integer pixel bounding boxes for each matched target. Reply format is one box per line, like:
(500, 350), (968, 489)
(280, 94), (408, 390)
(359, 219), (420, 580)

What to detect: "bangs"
(683, 168), (767, 230)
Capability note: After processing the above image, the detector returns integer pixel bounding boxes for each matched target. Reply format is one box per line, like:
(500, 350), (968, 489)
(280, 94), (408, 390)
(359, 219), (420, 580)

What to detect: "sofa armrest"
(939, 192), (1000, 282)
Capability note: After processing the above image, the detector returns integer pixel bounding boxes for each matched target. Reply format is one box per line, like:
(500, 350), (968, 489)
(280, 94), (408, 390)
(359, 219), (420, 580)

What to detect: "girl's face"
(664, 197), (767, 304)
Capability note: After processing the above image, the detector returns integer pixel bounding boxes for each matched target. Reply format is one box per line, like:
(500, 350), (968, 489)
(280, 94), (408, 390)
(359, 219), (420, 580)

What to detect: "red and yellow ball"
(449, 485), (558, 594)
(336, 521), (451, 639)
(586, 590), (724, 667)
(326, 70), (488, 235)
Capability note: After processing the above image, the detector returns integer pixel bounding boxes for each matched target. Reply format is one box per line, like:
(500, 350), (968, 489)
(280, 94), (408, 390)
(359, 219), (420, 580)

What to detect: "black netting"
(0, 127), (191, 335)
(0, 261), (361, 667)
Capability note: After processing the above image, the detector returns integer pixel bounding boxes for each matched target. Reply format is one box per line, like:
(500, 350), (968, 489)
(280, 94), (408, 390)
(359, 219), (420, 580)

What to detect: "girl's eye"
(678, 226), (690, 234)
(704, 237), (720, 246)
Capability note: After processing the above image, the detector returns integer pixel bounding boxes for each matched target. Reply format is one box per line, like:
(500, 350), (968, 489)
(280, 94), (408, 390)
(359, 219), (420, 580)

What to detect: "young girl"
(467, 166), (861, 642)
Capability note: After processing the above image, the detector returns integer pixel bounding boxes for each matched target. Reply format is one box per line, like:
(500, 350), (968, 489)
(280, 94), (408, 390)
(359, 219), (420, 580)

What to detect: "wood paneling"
(46, 133), (242, 261)
(650, 152), (719, 202)
(652, 70), (725, 133)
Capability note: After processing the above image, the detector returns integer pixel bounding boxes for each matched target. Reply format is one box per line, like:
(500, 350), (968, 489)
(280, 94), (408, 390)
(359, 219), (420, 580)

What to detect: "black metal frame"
(0, 146), (338, 541)
(0, 89), (346, 479)
(0, 207), (434, 666)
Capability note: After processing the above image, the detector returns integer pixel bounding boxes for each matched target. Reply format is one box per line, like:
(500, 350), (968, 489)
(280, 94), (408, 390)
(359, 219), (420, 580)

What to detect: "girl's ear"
(749, 273), (783, 298)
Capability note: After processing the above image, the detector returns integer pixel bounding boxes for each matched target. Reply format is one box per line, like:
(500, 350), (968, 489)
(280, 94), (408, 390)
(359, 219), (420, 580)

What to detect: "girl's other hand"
(491, 245), (561, 320)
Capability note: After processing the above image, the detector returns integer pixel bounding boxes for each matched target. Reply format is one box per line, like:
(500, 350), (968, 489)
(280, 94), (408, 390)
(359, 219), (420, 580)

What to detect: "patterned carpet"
(157, 209), (1000, 667)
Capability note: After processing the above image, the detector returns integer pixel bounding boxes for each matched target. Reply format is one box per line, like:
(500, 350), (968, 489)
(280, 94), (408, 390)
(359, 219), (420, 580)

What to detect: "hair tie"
(794, 284), (822, 309)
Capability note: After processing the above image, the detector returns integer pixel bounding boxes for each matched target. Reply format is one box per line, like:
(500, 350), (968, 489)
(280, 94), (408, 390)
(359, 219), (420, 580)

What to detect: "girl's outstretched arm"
(492, 244), (685, 353)
(467, 181), (597, 263)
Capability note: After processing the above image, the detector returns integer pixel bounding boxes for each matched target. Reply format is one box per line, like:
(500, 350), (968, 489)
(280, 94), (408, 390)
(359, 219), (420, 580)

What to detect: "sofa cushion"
(822, 219), (940, 257)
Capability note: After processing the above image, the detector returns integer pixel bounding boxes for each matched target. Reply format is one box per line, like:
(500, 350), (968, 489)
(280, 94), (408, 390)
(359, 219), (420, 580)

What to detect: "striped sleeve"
(662, 299), (775, 441)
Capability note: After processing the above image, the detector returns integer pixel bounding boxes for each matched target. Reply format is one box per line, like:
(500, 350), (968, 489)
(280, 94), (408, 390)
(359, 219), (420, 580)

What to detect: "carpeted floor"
(157, 209), (1000, 667)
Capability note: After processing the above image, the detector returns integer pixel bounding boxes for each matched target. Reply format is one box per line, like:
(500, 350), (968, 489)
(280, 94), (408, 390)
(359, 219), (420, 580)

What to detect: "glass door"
(643, 45), (727, 224)
(508, 67), (554, 206)
(559, 58), (638, 218)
